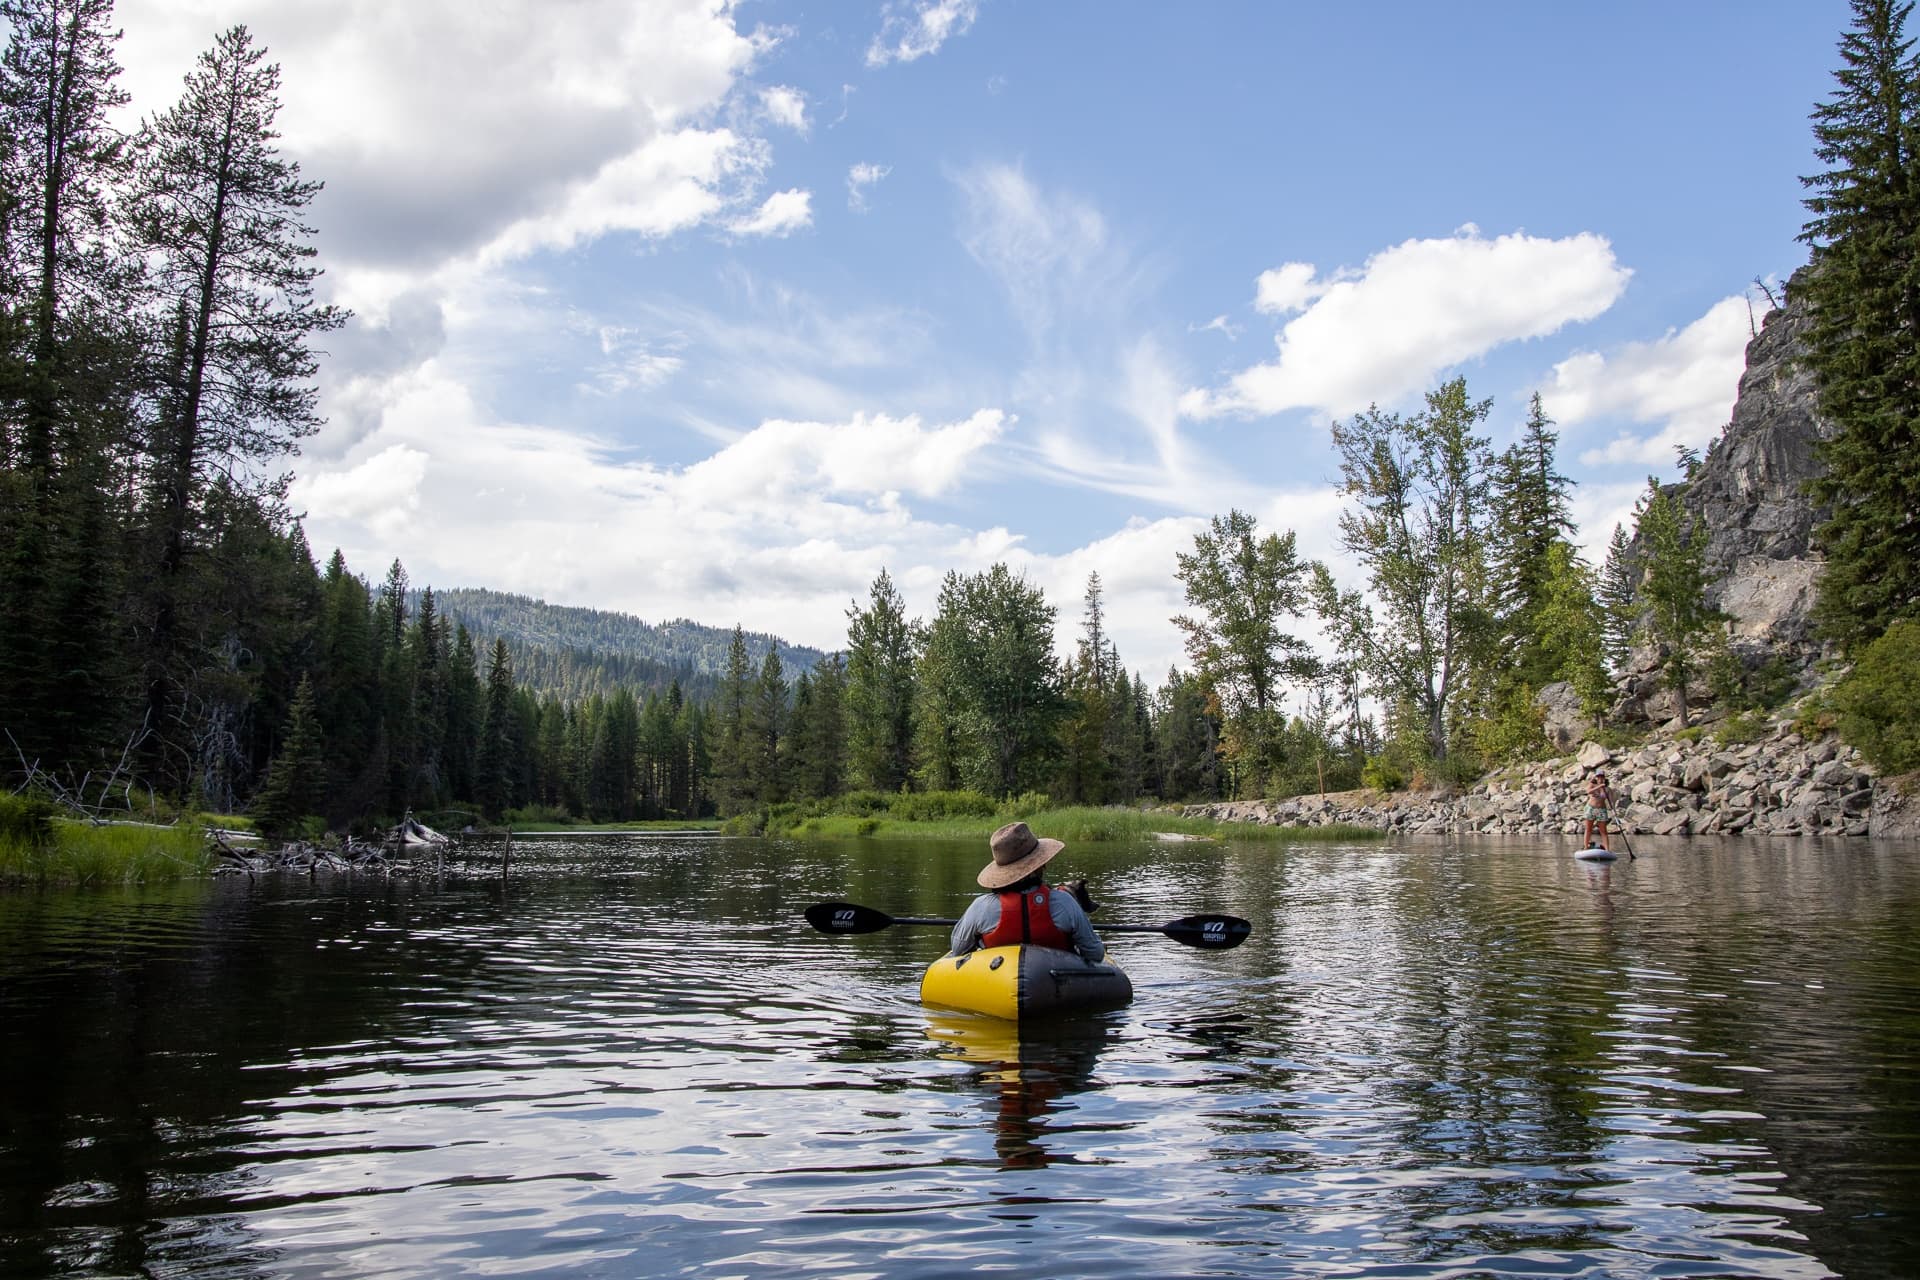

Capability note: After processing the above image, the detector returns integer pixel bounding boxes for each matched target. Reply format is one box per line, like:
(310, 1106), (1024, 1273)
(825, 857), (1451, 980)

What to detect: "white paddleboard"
(1575, 847), (1619, 862)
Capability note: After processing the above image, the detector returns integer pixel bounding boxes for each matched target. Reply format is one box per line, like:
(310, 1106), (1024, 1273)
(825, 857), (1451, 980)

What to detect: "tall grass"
(724, 791), (1384, 844)
(0, 813), (213, 884)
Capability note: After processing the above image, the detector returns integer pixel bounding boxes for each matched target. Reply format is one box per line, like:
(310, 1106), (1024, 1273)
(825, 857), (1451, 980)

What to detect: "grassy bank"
(723, 791), (1384, 844)
(0, 808), (213, 884)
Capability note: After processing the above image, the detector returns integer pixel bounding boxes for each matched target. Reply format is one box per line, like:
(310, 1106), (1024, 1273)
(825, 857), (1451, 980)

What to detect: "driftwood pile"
(212, 814), (455, 877)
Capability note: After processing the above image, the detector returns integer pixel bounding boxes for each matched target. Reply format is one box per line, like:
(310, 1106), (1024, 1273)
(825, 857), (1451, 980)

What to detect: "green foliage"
(1712, 710), (1771, 746)
(1598, 522), (1638, 671)
(1633, 478), (1722, 721)
(1172, 512), (1318, 793)
(1361, 755), (1407, 792)
(1801, 0), (1920, 649)
(1831, 619), (1920, 772)
(0, 819), (210, 884)
(1314, 378), (1495, 763)
(886, 789), (999, 821)
(844, 570), (918, 792)
(1466, 682), (1551, 767)
(915, 563), (1066, 795)
(0, 792), (57, 849)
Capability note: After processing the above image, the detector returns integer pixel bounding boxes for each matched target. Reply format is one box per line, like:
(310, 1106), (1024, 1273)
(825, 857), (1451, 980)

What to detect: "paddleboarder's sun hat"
(980, 821), (1065, 888)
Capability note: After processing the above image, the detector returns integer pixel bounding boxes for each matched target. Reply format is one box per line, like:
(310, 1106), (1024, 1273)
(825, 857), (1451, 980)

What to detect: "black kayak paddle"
(804, 901), (1252, 950)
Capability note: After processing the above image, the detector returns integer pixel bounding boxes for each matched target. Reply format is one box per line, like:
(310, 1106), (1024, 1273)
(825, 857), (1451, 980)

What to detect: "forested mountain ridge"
(423, 588), (827, 704)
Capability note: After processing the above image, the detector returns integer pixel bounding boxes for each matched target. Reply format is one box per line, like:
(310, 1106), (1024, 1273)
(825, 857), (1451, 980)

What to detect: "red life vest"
(982, 886), (1074, 951)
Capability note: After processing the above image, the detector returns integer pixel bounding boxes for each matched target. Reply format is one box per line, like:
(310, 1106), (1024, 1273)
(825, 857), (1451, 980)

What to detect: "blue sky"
(113, 0), (1846, 682)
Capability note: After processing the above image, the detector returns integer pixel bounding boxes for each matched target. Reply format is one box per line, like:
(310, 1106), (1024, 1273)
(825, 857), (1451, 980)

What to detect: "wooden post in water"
(502, 827), (511, 884)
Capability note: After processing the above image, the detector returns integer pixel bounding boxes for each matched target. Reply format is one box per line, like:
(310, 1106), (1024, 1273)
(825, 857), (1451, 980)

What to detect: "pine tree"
(475, 638), (516, 819)
(844, 569), (917, 791)
(1486, 394), (1578, 686)
(0, 0), (139, 775)
(251, 674), (324, 836)
(747, 648), (787, 805)
(1800, 0), (1920, 646)
(1635, 479), (1721, 725)
(130, 24), (347, 781)
(707, 626), (754, 815)
(1598, 523), (1637, 670)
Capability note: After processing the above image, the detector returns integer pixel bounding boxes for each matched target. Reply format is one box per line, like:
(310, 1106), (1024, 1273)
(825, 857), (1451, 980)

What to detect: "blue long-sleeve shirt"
(950, 887), (1105, 962)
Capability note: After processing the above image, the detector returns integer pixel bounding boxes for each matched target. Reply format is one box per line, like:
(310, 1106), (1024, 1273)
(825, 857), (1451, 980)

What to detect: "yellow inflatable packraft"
(920, 944), (1133, 1020)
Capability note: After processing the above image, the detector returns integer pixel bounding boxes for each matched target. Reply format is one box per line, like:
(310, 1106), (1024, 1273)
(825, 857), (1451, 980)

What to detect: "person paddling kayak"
(950, 821), (1106, 963)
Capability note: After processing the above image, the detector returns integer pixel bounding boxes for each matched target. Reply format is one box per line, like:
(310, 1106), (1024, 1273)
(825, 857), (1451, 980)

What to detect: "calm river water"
(2, 832), (1917, 1279)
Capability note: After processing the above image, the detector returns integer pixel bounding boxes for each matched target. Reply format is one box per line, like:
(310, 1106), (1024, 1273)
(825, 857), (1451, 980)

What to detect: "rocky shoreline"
(1184, 718), (1920, 840)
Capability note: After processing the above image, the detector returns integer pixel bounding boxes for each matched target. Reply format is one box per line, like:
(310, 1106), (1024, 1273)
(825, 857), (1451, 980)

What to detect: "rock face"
(1185, 714), (1904, 839)
(1685, 277), (1838, 654)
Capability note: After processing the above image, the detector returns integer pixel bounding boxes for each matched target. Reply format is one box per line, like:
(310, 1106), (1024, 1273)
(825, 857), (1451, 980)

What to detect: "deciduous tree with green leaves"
(1173, 510), (1317, 793)
(1311, 378), (1495, 764)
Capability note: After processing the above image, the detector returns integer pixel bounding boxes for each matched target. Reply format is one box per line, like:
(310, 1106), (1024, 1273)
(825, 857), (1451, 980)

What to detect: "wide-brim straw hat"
(979, 820), (1065, 888)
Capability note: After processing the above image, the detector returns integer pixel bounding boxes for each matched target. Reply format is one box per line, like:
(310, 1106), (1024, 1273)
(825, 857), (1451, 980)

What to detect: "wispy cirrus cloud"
(867, 0), (981, 66)
(729, 188), (814, 238)
(847, 162), (891, 212)
(1182, 226), (1632, 420)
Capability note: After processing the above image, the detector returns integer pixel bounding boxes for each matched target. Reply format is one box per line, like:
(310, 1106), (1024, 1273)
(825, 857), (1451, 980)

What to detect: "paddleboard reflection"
(925, 1012), (1111, 1170)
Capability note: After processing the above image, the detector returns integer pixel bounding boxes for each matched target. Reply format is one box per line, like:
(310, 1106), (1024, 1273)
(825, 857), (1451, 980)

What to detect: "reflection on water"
(1, 832), (1916, 1278)
(925, 1013), (1112, 1170)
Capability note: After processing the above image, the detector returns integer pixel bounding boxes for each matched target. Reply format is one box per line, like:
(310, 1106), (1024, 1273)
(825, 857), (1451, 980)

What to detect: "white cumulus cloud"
(1253, 262), (1323, 315)
(1547, 294), (1755, 468)
(759, 85), (809, 134)
(1182, 227), (1632, 420)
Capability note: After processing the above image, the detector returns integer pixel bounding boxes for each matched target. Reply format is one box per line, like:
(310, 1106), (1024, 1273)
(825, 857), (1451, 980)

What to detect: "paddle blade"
(804, 902), (892, 935)
(1162, 914), (1252, 950)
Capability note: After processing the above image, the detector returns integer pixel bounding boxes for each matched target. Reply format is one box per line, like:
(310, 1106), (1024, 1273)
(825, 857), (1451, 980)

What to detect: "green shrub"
(1832, 620), (1920, 774)
(1712, 710), (1769, 746)
(887, 789), (998, 822)
(1362, 755), (1406, 792)
(0, 792), (57, 849)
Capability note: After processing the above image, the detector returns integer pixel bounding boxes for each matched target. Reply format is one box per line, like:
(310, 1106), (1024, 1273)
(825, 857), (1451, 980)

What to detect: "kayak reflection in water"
(950, 821), (1105, 962)
(927, 1014), (1108, 1170)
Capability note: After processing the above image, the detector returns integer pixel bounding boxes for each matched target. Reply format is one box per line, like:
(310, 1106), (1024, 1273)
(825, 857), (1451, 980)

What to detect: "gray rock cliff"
(1684, 274), (1837, 653)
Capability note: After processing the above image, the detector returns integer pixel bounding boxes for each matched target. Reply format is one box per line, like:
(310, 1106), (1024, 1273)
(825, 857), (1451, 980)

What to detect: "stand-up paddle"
(1604, 784), (1636, 860)
(804, 901), (1252, 949)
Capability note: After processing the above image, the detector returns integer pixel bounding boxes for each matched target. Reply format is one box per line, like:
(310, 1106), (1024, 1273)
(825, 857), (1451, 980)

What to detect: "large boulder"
(1871, 773), (1920, 839)
(1536, 681), (1592, 750)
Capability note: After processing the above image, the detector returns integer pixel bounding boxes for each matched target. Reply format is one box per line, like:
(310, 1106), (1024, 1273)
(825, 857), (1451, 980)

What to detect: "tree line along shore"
(4, 2), (1919, 881)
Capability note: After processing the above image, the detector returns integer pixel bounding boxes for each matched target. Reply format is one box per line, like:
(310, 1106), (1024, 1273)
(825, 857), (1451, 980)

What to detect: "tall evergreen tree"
(844, 569), (917, 791)
(129, 23), (346, 787)
(707, 626), (754, 814)
(475, 638), (516, 819)
(1635, 478), (1721, 725)
(746, 648), (786, 805)
(0, 0), (139, 775)
(251, 673), (323, 837)
(1486, 394), (1578, 686)
(1800, 0), (1920, 647)
(1598, 523), (1637, 670)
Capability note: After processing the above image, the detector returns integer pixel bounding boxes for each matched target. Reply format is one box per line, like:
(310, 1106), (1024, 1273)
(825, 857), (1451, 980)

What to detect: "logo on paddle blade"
(833, 908), (856, 929)
(1202, 921), (1226, 944)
